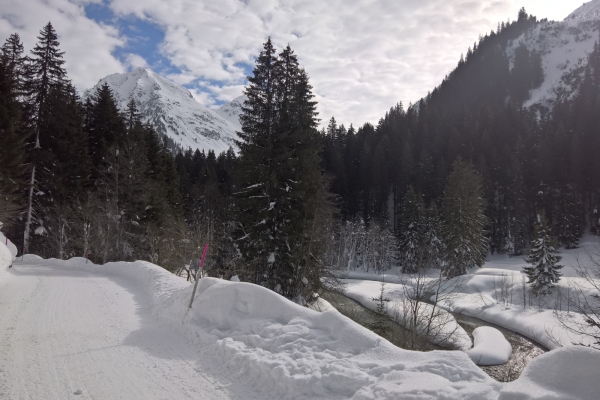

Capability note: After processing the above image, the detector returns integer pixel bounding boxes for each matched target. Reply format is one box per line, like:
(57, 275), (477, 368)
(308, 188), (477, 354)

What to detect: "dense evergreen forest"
(321, 9), (600, 258)
(1, 9), (600, 301)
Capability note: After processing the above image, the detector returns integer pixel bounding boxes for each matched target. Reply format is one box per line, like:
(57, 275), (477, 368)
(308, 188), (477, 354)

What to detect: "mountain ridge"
(83, 68), (245, 154)
(507, 0), (600, 110)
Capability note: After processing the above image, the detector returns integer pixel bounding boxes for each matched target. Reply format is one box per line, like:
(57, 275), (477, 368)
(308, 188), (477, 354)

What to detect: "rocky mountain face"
(508, 0), (600, 110)
(84, 68), (246, 154)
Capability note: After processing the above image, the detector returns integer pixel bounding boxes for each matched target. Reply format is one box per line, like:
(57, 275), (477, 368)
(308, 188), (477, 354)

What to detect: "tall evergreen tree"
(85, 83), (126, 179)
(555, 185), (581, 249)
(0, 58), (27, 223)
(441, 158), (488, 277)
(39, 83), (90, 204)
(504, 155), (527, 256)
(524, 212), (563, 295)
(21, 22), (68, 253)
(1, 33), (26, 95)
(399, 186), (425, 273)
(234, 39), (324, 302)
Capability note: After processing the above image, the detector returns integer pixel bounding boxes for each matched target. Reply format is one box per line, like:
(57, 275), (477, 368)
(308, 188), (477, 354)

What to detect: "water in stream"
(453, 313), (547, 382)
(322, 290), (547, 382)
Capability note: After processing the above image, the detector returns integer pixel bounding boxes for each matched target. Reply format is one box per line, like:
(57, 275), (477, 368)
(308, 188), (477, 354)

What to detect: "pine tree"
(21, 22), (68, 253)
(504, 156), (526, 256)
(85, 83), (126, 179)
(524, 212), (563, 295)
(234, 39), (323, 302)
(424, 202), (444, 269)
(0, 58), (27, 223)
(556, 185), (581, 249)
(441, 158), (488, 277)
(39, 83), (90, 204)
(1, 33), (26, 95)
(399, 186), (425, 273)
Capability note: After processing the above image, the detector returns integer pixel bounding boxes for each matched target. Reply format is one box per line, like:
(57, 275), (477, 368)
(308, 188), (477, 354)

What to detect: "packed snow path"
(0, 259), (248, 399)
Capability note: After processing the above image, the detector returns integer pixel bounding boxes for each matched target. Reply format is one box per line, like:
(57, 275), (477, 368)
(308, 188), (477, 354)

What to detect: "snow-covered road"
(0, 259), (247, 400)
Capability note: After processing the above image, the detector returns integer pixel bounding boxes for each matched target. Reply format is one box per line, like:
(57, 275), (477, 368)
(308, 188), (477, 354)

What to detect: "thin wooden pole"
(188, 244), (209, 309)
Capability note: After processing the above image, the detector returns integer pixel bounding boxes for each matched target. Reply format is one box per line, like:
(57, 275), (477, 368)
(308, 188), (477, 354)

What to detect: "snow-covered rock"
(84, 68), (243, 154)
(467, 327), (512, 366)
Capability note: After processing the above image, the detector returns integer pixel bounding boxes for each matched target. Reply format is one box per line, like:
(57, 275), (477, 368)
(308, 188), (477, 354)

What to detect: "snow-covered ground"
(339, 235), (600, 351)
(1, 234), (599, 399)
(342, 279), (473, 351)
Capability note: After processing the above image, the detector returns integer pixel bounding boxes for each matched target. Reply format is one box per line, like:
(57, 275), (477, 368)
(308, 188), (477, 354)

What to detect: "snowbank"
(0, 231), (16, 279)
(343, 279), (473, 351)
(467, 327), (512, 365)
(499, 346), (600, 400)
(20, 256), (600, 399)
(45, 257), (498, 398)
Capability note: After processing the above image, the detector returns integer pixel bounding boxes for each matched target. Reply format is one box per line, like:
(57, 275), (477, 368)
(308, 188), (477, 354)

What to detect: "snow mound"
(37, 257), (599, 399)
(467, 327), (512, 366)
(0, 231), (16, 279)
(173, 278), (497, 399)
(53, 258), (496, 398)
(499, 346), (600, 400)
(0, 231), (17, 259)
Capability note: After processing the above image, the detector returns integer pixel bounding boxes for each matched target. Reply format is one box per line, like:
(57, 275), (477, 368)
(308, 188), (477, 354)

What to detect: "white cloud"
(0, 0), (125, 93)
(188, 88), (216, 107)
(106, 0), (583, 126)
(1, 0), (584, 127)
(124, 53), (148, 69)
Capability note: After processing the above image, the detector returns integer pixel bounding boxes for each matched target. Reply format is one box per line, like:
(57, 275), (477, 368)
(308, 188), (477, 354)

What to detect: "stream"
(322, 290), (547, 382)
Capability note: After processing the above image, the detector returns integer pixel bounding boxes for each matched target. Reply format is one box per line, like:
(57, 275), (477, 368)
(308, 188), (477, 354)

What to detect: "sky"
(0, 0), (587, 127)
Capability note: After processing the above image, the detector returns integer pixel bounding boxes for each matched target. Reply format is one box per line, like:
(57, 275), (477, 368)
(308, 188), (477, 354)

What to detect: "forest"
(1, 8), (600, 302)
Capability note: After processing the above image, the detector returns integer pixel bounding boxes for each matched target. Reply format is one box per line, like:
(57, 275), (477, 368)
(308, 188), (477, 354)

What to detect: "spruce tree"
(1, 33), (25, 94)
(234, 39), (323, 302)
(504, 156), (526, 256)
(441, 158), (488, 277)
(399, 186), (425, 273)
(21, 22), (68, 253)
(41, 84), (90, 201)
(524, 212), (563, 295)
(0, 59), (27, 223)
(556, 185), (581, 249)
(424, 202), (444, 269)
(85, 83), (126, 179)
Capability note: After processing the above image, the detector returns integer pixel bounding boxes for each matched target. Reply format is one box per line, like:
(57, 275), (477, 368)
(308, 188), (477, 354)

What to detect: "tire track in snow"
(0, 260), (245, 399)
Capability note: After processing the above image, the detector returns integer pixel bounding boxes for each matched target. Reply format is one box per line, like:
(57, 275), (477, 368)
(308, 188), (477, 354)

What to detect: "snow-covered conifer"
(399, 187), (425, 273)
(21, 22), (68, 253)
(234, 40), (323, 302)
(523, 212), (563, 295)
(441, 158), (488, 277)
(556, 185), (581, 249)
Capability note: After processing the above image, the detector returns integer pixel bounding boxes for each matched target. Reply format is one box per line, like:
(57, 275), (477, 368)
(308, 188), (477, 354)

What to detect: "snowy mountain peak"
(216, 95), (247, 126)
(84, 69), (243, 154)
(565, 0), (600, 22)
(504, 1), (600, 110)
